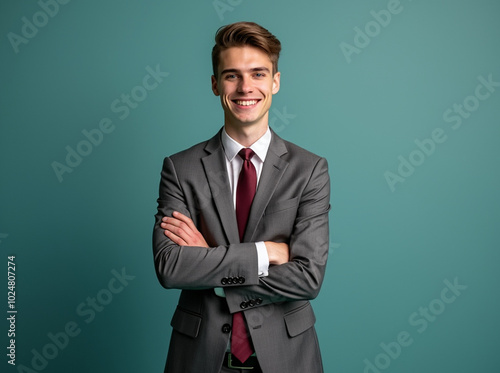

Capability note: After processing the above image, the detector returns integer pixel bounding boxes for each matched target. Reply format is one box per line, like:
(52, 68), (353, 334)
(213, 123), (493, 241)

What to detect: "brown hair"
(211, 21), (281, 78)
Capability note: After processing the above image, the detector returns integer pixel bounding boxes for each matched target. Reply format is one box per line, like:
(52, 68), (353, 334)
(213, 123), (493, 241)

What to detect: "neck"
(224, 119), (269, 147)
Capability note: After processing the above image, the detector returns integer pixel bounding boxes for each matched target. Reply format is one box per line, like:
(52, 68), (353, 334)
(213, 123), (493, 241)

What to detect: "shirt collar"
(222, 127), (271, 163)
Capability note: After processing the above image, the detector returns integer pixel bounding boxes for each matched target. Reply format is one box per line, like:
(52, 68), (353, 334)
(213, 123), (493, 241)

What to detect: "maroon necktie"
(231, 148), (257, 363)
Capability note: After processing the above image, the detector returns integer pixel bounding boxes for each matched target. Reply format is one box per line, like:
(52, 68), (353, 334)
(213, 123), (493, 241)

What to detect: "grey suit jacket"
(153, 128), (330, 373)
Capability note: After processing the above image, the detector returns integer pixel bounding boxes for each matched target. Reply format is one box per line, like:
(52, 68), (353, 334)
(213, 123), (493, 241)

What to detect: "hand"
(161, 211), (209, 248)
(264, 241), (289, 265)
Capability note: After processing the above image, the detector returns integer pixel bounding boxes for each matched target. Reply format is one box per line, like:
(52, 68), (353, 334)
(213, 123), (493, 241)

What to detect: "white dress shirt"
(222, 126), (271, 277)
(214, 127), (271, 297)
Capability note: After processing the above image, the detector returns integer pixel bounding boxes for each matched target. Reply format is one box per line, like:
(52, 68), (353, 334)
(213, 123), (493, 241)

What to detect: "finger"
(172, 211), (198, 231)
(162, 218), (193, 237)
(171, 211), (190, 222)
(165, 213), (208, 247)
(163, 215), (196, 234)
(164, 229), (188, 246)
(163, 222), (193, 243)
(166, 215), (199, 240)
(162, 216), (183, 227)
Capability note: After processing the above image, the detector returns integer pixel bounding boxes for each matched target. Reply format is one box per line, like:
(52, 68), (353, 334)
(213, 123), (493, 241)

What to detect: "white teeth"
(235, 100), (258, 106)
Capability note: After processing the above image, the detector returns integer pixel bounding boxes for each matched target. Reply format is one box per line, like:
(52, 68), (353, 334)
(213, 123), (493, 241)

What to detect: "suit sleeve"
(224, 157), (331, 313)
(152, 156), (260, 290)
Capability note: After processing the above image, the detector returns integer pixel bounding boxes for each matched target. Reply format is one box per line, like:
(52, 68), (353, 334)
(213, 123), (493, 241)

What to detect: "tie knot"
(238, 148), (255, 162)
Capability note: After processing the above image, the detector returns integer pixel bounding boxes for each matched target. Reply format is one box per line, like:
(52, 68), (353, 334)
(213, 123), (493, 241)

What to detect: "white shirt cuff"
(256, 241), (269, 277)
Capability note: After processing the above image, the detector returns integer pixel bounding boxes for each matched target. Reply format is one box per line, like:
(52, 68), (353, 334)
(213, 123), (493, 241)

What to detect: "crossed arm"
(161, 211), (290, 265)
(153, 154), (330, 311)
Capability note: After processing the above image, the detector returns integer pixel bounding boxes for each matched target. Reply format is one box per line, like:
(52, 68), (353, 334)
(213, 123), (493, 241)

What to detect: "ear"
(272, 72), (281, 95)
(211, 75), (220, 96)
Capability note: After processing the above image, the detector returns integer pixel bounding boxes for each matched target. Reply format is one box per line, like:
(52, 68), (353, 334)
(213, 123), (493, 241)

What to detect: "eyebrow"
(220, 67), (271, 75)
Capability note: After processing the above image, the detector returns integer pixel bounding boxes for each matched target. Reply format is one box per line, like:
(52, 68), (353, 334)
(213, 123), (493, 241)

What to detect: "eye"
(225, 74), (237, 80)
(255, 72), (265, 78)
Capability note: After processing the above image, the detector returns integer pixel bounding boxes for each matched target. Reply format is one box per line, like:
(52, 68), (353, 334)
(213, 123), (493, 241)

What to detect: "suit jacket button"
(222, 324), (231, 333)
(238, 277), (245, 284)
(240, 301), (248, 309)
(248, 299), (255, 307)
(221, 278), (228, 285)
(256, 298), (263, 305)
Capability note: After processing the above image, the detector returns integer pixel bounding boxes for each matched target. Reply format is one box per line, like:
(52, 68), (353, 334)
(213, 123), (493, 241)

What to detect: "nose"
(237, 75), (253, 94)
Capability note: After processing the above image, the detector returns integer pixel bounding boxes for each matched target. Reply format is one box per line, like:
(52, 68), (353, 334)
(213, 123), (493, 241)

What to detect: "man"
(153, 21), (330, 373)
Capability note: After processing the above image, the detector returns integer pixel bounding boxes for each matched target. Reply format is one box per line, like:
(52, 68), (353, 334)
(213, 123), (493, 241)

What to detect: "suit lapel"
(201, 130), (240, 244)
(244, 130), (289, 242)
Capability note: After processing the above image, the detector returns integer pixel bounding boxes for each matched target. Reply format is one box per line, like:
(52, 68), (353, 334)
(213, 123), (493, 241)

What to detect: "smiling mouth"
(233, 99), (260, 106)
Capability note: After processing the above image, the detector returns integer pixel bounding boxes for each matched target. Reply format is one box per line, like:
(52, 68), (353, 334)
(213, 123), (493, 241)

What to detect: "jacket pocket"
(283, 302), (316, 338)
(170, 306), (202, 338)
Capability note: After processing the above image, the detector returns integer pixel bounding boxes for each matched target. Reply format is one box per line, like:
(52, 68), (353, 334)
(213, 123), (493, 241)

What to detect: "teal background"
(1, 0), (499, 372)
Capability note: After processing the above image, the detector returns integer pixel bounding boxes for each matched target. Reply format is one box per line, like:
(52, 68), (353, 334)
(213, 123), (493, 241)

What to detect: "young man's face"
(211, 46), (280, 131)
